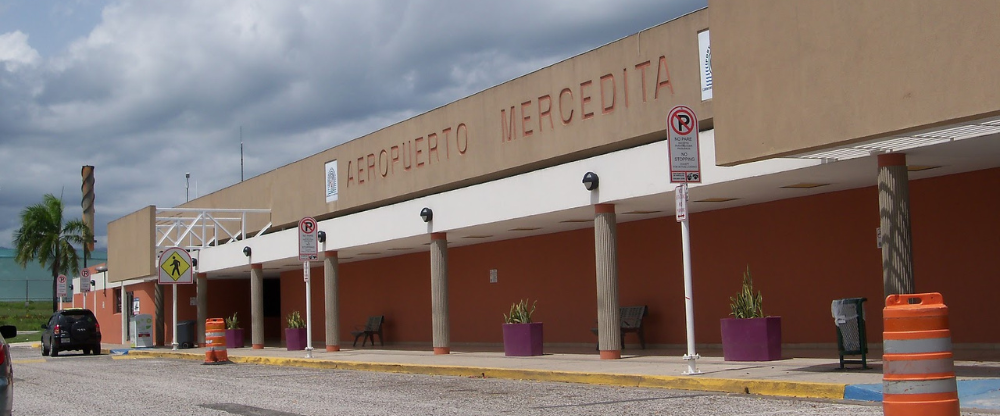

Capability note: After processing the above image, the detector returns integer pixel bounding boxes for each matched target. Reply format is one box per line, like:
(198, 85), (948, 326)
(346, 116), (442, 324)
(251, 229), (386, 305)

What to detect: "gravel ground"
(4, 345), (926, 415)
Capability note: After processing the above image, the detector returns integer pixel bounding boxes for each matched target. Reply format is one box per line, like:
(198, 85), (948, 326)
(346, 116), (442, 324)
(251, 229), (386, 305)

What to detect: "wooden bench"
(590, 305), (648, 349)
(350, 315), (384, 347)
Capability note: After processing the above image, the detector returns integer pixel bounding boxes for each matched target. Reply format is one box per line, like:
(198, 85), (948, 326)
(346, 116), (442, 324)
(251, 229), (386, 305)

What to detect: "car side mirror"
(0, 325), (16, 339)
(41, 324), (48, 330)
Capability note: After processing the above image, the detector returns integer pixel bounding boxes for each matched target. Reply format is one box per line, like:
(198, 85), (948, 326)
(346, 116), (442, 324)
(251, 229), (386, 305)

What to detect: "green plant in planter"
(503, 299), (536, 324)
(286, 310), (306, 329)
(729, 266), (764, 319)
(225, 312), (240, 330)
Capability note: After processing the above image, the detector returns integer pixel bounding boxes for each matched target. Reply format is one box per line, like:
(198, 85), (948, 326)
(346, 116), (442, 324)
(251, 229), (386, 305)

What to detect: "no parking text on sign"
(667, 105), (701, 183)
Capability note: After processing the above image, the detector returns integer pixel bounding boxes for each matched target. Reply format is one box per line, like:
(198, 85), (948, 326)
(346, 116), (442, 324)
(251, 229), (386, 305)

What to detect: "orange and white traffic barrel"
(203, 318), (229, 364)
(883, 292), (959, 415)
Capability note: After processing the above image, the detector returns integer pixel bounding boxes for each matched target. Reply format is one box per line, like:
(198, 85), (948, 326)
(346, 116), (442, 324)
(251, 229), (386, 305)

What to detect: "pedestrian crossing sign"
(158, 247), (194, 284)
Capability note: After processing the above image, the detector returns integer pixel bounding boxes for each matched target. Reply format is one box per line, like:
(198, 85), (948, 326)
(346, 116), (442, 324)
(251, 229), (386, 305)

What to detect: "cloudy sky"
(0, 0), (706, 250)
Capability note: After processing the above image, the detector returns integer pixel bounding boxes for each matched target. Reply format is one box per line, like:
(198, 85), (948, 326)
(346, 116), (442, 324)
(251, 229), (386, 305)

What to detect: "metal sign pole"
(171, 284), (179, 350)
(304, 261), (313, 358)
(678, 183), (701, 374)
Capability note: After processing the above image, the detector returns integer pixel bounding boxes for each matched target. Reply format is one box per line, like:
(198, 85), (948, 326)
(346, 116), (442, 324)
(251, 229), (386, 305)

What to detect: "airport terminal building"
(83, 2), (999, 358)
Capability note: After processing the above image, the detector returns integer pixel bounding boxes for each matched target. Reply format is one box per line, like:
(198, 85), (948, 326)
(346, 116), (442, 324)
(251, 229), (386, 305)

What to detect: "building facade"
(98, 1), (1000, 357)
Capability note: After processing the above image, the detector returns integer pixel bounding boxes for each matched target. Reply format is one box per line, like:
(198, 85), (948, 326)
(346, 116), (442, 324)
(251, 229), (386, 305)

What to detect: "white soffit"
(794, 117), (1000, 162)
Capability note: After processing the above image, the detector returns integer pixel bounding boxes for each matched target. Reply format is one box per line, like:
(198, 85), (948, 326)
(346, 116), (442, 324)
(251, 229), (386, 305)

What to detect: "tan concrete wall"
(710, 0), (1000, 165)
(107, 206), (155, 282)
(182, 10), (711, 227)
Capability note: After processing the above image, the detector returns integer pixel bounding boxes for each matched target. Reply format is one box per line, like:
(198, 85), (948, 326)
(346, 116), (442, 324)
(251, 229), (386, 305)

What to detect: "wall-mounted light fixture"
(243, 246), (252, 257)
(317, 230), (326, 243)
(420, 207), (433, 223)
(582, 172), (599, 190)
(191, 258), (198, 268)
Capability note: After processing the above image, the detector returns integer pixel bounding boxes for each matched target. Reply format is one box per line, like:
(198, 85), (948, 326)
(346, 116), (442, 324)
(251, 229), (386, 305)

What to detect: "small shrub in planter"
(285, 311), (307, 351)
(224, 312), (244, 348)
(720, 267), (782, 361)
(502, 300), (543, 357)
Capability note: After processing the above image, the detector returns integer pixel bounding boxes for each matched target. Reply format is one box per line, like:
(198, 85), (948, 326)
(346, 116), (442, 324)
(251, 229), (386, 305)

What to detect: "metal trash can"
(177, 320), (197, 348)
(831, 297), (869, 369)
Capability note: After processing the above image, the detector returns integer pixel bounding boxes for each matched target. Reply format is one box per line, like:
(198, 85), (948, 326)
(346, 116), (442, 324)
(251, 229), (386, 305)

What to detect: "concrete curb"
(126, 349), (847, 401)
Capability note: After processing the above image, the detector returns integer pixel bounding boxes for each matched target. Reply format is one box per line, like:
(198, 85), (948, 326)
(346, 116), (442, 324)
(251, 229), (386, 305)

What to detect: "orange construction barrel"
(883, 292), (959, 415)
(203, 318), (230, 364)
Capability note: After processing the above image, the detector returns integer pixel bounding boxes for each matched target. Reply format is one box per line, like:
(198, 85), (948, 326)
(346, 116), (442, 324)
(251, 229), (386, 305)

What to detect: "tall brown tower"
(81, 165), (96, 251)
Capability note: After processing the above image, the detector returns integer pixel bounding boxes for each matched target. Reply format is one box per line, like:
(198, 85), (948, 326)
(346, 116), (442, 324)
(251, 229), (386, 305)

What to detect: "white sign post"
(56, 274), (67, 299)
(298, 217), (318, 358)
(80, 268), (91, 310)
(667, 105), (702, 375)
(158, 247), (194, 351)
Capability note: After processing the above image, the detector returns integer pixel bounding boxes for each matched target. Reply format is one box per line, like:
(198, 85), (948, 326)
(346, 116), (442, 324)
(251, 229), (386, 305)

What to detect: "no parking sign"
(667, 105), (701, 183)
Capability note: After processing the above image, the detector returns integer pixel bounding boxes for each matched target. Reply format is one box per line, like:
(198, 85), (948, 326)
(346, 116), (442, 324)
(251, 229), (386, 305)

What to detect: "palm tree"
(13, 194), (93, 312)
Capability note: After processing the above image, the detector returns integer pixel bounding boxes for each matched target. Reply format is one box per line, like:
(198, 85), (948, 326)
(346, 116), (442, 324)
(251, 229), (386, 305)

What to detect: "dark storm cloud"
(0, 0), (707, 249)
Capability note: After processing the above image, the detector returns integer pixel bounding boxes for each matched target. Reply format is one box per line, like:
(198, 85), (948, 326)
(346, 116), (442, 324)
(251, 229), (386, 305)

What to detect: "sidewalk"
(90, 343), (1000, 412)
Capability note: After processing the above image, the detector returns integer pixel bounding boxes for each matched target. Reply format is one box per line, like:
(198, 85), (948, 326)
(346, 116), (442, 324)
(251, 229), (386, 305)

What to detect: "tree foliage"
(13, 194), (92, 312)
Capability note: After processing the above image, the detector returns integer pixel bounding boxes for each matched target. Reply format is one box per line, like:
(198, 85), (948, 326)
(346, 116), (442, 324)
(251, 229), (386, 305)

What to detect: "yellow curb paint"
(13, 359), (46, 364)
(112, 355), (153, 360)
(30, 343), (40, 348)
(121, 350), (847, 401)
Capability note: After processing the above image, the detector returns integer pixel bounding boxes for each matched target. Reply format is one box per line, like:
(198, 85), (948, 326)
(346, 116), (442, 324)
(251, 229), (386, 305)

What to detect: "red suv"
(41, 309), (102, 356)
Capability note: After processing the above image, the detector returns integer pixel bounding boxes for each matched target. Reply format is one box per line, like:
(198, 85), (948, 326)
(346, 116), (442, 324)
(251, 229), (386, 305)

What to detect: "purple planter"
(502, 323), (543, 356)
(225, 329), (244, 348)
(720, 316), (782, 361)
(285, 328), (307, 351)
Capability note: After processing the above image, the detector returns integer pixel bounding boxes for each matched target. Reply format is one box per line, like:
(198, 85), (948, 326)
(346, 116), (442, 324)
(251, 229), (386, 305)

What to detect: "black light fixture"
(582, 172), (599, 190)
(90, 280), (97, 288)
(317, 230), (326, 243)
(420, 207), (433, 222)
(191, 258), (198, 267)
(243, 246), (252, 257)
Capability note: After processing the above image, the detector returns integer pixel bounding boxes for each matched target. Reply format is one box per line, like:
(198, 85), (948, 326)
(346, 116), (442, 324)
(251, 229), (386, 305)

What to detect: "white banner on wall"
(698, 30), (712, 101)
(325, 160), (339, 202)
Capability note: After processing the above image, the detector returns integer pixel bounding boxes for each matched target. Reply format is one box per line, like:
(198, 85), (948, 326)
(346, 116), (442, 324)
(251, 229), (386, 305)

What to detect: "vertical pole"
(121, 282), (128, 344)
(594, 203), (621, 359)
(430, 232), (450, 355)
(678, 183), (701, 374)
(878, 153), (915, 298)
(196, 273), (207, 346)
(324, 251), (340, 352)
(154, 283), (164, 346)
(171, 284), (178, 350)
(250, 263), (264, 349)
(304, 261), (313, 358)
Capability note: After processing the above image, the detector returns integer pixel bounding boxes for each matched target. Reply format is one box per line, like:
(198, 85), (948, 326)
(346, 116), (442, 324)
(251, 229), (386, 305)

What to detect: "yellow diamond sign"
(158, 247), (193, 284)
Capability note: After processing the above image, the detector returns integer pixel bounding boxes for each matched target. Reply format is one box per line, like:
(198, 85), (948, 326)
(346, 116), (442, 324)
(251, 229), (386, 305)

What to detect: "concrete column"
(324, 250), (340, 352)
(154, 282), (164, 346)
(250, 263), (264, 349)
(120, 282), (128, 344)
(430, 232), (450, 355)
(594, 203), (622, 359)
(878, 153), (915, 298)
(196, 272), (207, 346)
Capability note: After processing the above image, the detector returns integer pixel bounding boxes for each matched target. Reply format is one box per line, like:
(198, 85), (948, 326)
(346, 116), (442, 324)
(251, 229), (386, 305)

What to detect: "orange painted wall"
(92, 167), (1000, 348)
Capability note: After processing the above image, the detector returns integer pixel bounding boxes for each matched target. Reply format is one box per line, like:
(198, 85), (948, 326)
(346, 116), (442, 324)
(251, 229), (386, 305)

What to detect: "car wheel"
(83, 348), (91, 355)
(42, 342), (50, 356)
(51, 347), (59, 357)
(92, 346), (102, 355)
